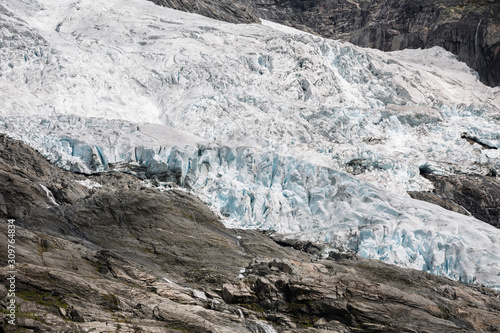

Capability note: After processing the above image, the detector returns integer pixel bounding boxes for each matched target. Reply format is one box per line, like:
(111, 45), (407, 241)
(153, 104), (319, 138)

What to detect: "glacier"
(1, 0), (500, 289)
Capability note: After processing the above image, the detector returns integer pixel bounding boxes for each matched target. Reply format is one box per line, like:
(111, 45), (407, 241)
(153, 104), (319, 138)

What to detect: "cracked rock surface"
(1, 135), (500, 332)
(409, 174), (500, 228)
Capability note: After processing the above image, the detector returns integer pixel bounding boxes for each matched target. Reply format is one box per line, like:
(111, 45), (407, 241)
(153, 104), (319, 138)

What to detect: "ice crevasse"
(0, 0), (500, 290)
(3, 115), (500, 291)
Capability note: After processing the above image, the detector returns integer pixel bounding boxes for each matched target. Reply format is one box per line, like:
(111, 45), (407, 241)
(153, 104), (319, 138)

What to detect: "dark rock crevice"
(461, 132), (498, 150)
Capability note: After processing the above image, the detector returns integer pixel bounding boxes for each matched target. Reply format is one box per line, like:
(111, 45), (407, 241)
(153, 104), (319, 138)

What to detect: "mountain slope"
(1, 134), (500, 332)
(150, 0), (260, 24)
(1, 0), (500, 290)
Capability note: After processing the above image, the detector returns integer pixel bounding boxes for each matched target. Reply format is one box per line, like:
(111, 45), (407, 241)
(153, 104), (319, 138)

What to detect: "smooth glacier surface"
(1, 0), (500, 289)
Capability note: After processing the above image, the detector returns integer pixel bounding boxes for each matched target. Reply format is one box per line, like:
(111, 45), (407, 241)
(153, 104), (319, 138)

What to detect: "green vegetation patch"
(17, 290), (68, 309)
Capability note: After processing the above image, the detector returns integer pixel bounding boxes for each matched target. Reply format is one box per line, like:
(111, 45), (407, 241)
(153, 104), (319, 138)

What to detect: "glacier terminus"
(1, 0), (500, 291)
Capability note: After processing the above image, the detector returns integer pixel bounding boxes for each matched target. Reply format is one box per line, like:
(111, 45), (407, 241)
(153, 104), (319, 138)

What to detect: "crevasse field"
(1, 0), (500, 289)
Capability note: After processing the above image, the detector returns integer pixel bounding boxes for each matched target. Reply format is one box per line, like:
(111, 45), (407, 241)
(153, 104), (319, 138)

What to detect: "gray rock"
(149, 0), (260, 24)
(1, 135), (500, 332)
(410, 174), (500, 228)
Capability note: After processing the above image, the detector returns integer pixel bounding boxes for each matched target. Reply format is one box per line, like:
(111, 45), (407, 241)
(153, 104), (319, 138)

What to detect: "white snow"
(1, 0), (500, 290)
(74, 179), (102, 189)
(1, 0), (498, 192)
(39, 184), (59, 206)
(191, 289), (208, 302)
(163, 278), (175, 284)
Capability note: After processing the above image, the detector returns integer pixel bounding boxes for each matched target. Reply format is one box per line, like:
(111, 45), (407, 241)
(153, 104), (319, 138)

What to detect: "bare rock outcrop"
(1, 135), (500, 332)
(149, 0), (260, 24)
(409, 174), (500, 228)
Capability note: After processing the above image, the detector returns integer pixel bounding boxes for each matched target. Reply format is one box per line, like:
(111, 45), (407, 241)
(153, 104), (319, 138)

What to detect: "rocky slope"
(149, 0), (260, 24)
(148, 0), (500, 87)
(3, 0), (500, 291)
(409, 173), (500, 228)
(2, 136), (500, 332)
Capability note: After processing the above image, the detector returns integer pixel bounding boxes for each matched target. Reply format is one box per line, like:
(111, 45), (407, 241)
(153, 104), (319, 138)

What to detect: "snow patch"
(75, 179), (102, 189)
(39, 184), (59, 206)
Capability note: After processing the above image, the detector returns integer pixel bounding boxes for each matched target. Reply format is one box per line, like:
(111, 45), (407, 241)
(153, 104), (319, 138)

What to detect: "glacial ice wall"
(3, 115), (500, 290)
(1, 0), (499, 195)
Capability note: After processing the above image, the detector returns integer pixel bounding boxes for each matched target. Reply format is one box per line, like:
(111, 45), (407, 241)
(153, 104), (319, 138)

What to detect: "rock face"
(228, 256), (500, 332)
(149, 0), (500, 86)
(409, 174), (500, 228)
(254, 0), (500, 87)
(149, 0), (260, 24)
(1, 135), (500, 332)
